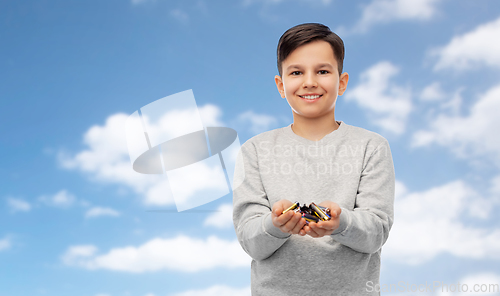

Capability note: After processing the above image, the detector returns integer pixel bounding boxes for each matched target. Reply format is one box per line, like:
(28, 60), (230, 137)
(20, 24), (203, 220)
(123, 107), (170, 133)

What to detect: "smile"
(299, 94), (322, 102)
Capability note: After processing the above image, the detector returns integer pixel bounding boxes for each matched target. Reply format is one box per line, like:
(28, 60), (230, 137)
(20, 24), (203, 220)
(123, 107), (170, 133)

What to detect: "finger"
(277, 210), (294, 225)
(279, 200), (294, 213)
(271, 208), (278, 219)
(274, 210), (293, 228)
(290, 218), (306, 234)
(329, 209), (339, 219)
(272, 215), (284, 228)
(317, 219), (334, 230)
(318, 201), (340, 217)
(274, 200), (292, 215)
(310, 222), (327, 236)
(319, 214), (340, 230)
(283, 212), (302, 232)
(273, 203), (284, 216)
(306, 225), (319, 237)
(331, 205), (341, 218)
(302, 225), (311, 233)
(318, 218), (340, 235)
(283, 212), (302, 231)
(303, 223), (317, 236)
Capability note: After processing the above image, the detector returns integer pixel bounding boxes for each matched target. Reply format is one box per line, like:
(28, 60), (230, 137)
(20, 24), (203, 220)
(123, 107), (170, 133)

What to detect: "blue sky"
(2, 0), (500, 295)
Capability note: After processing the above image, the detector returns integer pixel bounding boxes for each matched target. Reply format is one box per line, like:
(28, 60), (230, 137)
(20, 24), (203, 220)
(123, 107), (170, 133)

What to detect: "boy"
(232, 23), (395, 295)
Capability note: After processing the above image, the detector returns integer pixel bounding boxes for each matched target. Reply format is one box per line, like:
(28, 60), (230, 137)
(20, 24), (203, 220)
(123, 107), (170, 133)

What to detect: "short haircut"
(276, 23), (345, 77)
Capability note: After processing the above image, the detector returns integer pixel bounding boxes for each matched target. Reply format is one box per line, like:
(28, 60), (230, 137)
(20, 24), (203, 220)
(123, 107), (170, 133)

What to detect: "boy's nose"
(302, 73), (318, 88)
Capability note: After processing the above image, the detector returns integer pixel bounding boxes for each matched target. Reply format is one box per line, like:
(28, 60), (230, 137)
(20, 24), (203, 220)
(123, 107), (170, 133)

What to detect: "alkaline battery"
(282, 202), (300, 215)
(317, 205), (331, 214)
(310, 202), (331, 221)
(301, 213), (320, 223)
(300, 205), (312, 215)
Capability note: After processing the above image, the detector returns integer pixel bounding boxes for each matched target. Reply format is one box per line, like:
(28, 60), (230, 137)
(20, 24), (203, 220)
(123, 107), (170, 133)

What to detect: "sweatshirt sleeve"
(232, 141), (291, 261)
(330, 139), (395, 254)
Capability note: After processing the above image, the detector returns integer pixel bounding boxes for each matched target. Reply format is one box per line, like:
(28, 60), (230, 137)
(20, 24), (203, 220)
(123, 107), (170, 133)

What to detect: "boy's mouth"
(299, 94), (322, 100)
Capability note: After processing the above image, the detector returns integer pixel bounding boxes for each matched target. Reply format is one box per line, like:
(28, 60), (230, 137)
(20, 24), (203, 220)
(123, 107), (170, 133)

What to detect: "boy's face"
(275, 40), (349, 121)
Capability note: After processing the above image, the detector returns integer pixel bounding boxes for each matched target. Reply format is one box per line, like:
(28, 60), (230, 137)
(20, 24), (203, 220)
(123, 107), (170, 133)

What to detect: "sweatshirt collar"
(282, 120), (348, 145)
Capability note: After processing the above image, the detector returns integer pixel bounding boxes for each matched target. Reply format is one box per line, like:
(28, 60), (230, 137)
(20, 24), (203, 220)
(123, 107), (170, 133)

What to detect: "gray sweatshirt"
(232, 121), (395, 296)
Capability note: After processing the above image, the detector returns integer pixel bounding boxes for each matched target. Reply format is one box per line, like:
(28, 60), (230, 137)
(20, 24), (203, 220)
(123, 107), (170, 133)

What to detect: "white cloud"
(62, 245), (98, 266)
(198, 103), (225, 127)
(412, 84), (500, 166)
(344, 61), (412, 134)
(419, 85), (464, 123)
(491, 175), (500, 196)
(62, 235), (251, 273)
(436, 273), (500, 295)
(0, 237), (11, 251)
(85, 207), (121, 218)
(60, 102), (231, 208)
(431, 16), (500, 71)
(60, 103), (268, 211)
(204, 203), (233, 228)
(6, 197), (31, 213)
(346, 0), (442, 33)
(236, 110), (279, 135)
(59, 113), (177, 206)
(436, 88), (463, 116)
(170, 285), (251, 296)
(420, 82), (445, 102)
(384, 179), (500, 265)
(60, 113), (146, 184)
(38, 190), (76, 208)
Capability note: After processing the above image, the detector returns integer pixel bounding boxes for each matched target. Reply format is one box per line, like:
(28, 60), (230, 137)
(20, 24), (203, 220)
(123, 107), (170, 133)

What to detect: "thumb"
(333, 208), (341, 218)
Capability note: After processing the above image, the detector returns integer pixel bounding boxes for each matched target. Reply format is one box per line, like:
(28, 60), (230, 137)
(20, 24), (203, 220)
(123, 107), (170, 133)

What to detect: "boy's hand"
(303, 201), (342, 238)
(271, 199), (307, 236)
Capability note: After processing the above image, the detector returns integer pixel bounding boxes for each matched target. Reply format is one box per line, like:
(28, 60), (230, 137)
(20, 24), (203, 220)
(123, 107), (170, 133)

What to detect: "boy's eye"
(290, 70), (329, 75)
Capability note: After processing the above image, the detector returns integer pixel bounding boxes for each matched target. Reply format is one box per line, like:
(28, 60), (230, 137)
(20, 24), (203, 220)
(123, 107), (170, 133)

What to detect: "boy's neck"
(291, 116), (340, 141)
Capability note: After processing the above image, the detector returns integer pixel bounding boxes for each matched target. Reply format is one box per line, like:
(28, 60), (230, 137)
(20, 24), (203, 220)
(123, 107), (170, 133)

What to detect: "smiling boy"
(233, 23), (395, 295)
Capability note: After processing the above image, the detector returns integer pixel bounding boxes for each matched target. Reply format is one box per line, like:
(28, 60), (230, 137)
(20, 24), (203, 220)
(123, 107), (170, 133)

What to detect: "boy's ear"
(338, 72), (349, 96)
(275, 75), (285, 98)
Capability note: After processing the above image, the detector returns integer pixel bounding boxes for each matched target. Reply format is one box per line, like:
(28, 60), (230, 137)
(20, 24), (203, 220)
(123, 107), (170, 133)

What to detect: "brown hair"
(276, 23), (345, 77)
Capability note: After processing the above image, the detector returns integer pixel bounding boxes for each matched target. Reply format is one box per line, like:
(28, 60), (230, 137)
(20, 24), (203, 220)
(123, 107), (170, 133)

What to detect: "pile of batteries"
(282, 202), (331, 224)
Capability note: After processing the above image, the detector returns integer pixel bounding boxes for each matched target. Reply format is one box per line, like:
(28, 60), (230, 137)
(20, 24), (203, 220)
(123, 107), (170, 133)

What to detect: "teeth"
(301, 95), (321, 100)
